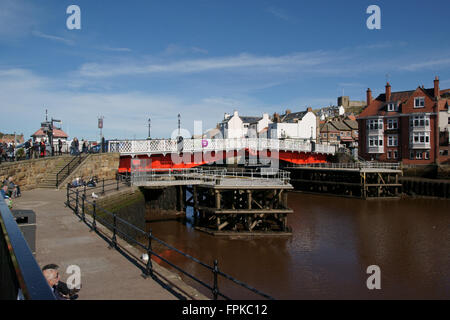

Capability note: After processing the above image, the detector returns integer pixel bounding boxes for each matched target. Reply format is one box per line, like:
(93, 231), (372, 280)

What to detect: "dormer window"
(387, 102), (398, 112)
(414, 97), (425, 108)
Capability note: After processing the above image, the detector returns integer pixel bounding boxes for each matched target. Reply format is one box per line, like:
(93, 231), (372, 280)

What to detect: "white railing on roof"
(108, 138), (335, 155)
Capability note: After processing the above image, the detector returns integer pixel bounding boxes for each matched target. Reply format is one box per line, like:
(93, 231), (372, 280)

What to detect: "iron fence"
(65, 183), (274, 300)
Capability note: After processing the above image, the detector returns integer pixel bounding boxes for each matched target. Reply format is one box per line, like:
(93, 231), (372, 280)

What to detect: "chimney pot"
(385, 82), (391, 102)
(434, 76), (440, 98)
(366, 88), (373, 105)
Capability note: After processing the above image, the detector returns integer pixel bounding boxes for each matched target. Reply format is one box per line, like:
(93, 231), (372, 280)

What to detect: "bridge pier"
(286, 164), (403, 199)
(186, 185), (293, 236)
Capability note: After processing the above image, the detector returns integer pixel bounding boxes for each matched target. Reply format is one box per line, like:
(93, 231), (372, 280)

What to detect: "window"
(410, 115), (430, 128)
(414, 97), (425, 108)
(393, 151), (398, 159)
(367, 119), (384, 130)
(425, 151), (430, 160)
(416, 151), (423, 160)
(411, 132), (430, 145)
(387, 151), (391, 159)
(387, 103), (398, 112)
(410, 151), (414, 159)
(388, 135), (398, 147)
(387, 118), (398, 129)
(368, 136), (383, 147)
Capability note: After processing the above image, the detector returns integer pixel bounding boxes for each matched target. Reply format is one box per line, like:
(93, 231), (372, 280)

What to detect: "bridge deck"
(13, 188), (206, 300)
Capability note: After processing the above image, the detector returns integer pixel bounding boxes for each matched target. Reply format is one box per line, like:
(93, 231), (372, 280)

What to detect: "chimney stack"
(366, 88), (372, 106)
(434, 76), (440, 98)
(385, 82), (391, 102)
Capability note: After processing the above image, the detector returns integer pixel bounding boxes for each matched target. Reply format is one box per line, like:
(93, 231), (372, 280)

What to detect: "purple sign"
(202, 140), (208, 148)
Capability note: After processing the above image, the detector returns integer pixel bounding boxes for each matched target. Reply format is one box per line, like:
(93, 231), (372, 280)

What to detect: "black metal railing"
(65, 182), (274, 300)
(0, 199), (56, 300)
(56, 154), (85, 188)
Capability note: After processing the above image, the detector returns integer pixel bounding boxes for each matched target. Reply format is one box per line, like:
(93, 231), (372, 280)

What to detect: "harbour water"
(143, 192), (450, 299)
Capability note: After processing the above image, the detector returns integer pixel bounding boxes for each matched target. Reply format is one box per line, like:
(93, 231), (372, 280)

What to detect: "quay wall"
(402, 164), (450, 179)
(400, 177), (450, 199)
(0, 156), (70, 191)
(62, 153), (120, 186)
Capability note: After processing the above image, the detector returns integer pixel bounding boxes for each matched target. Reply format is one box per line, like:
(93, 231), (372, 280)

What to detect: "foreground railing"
(0, 199), (56, 300)
(65, 183), (275, 300)
(109, 138), (336, 155)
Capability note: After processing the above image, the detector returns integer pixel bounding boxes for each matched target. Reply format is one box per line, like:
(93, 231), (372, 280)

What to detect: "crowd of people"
(0, 137), (103, 163)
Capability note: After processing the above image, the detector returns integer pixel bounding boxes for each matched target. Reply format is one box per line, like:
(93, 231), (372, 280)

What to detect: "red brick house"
(358, 77), (450, 164)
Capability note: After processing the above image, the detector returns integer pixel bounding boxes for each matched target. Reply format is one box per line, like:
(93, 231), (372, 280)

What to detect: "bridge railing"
(130, 167), (291, 185)
(288, 162), (401, 170)
(0, 199), (56, 300)
(108, 138), (334, 155)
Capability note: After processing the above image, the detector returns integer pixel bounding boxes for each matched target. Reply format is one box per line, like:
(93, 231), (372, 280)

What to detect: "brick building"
(358, 77), (450, 164)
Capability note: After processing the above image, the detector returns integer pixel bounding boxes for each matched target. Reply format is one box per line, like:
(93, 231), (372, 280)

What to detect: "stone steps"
(37, 155), (88, 189)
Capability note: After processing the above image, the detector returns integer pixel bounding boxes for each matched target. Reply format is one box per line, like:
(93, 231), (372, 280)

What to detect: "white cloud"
(77, 51), (332, 78)
(32, 30), (75, 46)
(266, 6), (295, 22)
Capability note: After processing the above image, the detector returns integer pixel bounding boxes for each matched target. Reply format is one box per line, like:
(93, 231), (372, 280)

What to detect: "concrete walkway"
(13, 188), (207, 300)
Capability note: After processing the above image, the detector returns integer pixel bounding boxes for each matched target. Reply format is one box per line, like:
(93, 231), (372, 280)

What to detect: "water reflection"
(138, 192), (450, 299)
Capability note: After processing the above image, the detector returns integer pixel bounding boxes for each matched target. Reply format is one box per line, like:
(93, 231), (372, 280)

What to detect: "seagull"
(141, 253), (149, 264)
(91, 192), (99, 199)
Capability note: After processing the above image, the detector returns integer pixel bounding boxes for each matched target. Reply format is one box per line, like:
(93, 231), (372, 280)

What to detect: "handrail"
(0, 199), (56, 300)
(56, 154), (84, 188)
(66, 183), (274, 300)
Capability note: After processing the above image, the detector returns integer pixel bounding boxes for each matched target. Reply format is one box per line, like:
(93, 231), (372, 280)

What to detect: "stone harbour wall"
(0, 156), (71, 191)
(63, 153), (120, 186)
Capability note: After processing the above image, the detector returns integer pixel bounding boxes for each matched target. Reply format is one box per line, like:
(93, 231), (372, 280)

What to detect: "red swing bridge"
(108, 138), (336, 172)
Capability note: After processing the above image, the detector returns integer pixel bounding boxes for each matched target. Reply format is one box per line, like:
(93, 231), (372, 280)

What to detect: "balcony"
(410, 142), (431, 150)
(367, 146), (384, 154)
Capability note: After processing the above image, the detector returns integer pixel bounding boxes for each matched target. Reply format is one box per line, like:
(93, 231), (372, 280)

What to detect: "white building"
(219, 111), (272, 139)
(268, 108), (318, 141)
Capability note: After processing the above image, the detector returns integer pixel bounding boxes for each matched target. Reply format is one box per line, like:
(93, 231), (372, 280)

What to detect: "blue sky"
(1, 0), (450, 140)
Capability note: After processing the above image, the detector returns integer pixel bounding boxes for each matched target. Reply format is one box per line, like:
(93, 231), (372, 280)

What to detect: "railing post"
(91, 200), (97, 232)
(66, 183), (70, 208)
(102, 178), (105, 195)
(116, 178), (119, 191)
(81, 193), (86, 222)
(110, 212), (117, 249)
(213, 259), (219, 300)
(75, 189), (79, 216)
(143, 229), (154, 278)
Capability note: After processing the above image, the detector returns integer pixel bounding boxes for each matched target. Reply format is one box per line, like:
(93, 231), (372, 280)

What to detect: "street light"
(147, 118), (151, 140)
(178, 113), (181, 137)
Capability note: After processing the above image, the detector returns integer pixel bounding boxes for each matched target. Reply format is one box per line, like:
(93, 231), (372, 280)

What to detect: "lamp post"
(147, 118), (151, 140)
(178, 113), (181, 137)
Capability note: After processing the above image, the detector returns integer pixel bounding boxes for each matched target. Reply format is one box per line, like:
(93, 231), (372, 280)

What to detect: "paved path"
(13, 188), (206, 300)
